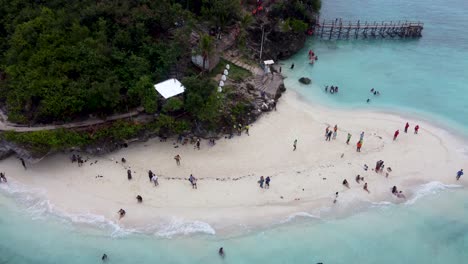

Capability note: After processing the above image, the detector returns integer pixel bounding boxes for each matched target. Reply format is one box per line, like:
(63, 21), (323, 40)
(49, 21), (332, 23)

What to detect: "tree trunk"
(202, 56), (207, 73)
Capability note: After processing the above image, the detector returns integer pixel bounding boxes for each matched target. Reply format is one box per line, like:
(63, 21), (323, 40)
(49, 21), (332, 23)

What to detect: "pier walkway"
(315, 19), (424, 40)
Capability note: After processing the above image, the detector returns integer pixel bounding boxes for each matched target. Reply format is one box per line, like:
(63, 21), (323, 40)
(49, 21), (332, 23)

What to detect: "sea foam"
(405, 181), (462, 205)
(0, 182), (215, 238)
(281, 212), (320, 224)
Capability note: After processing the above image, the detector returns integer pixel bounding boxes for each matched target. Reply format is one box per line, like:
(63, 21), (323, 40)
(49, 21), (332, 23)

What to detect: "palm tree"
(198, 34), (214, 73)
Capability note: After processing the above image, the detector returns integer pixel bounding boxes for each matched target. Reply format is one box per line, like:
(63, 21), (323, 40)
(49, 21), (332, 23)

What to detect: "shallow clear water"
(2, 0), (468, 263)
(282, 0), (468, 134)
(1, 185), (468, 264)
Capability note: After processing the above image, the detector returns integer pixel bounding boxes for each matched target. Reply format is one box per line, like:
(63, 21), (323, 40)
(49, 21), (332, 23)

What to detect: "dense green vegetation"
(0, 1), (190, 123)
(0, 0), (242, 124)
(0, 0), (320, 155)
(270, 0), (322, 26)
(1, 117), (191, 154)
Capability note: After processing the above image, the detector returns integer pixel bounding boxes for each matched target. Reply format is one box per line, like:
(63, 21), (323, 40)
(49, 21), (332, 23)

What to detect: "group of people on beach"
(258, 176), (271, 189)
(71, 154), (85, 166)
(324, 125), (339, 141)
(229, 123), (250, 138)
(394, 122), (420, 141)
(324, 85), (339, 94)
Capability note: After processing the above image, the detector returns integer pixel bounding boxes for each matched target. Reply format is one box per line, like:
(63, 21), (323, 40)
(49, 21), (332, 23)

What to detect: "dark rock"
(0, 140), (47, 163)
(248, 21), (307, 61)
(246, 83), (255, 91)
(299, 77), (311, 85)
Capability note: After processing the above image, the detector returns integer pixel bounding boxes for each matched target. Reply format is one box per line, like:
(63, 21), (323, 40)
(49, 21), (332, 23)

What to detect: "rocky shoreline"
(0, 73), (287, 164)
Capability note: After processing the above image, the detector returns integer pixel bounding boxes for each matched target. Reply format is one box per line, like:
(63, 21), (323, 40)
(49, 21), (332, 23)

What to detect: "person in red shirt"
(414, 125), (420, 134)
(393, 130), (400, 141)
(356, 140), (363, 152)
(404, 122), (410, 133)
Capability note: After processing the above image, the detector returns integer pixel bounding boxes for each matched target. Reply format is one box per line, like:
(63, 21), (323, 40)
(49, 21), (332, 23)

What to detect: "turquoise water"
(2, 0), (468, 263)
(1, 183), (468, 263)
(283, 0), (468, 134)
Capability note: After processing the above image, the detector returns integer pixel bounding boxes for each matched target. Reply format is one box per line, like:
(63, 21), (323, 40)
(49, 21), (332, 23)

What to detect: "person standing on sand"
(332, 130), (337, 140)
(414, 125), (420, 134)
(356, 140), (363, 152)
(0, 172), (7, 183)
(456, 169), (464, 180)
(152, 174), (159, 186)
(148, 170), (154, 182)
(342, 179), (350, 188)
(20, 158), (27, 170)
(326, 131), (332, 141)
(189, 174), (197, 189)
(363, 183), (369, 193)
(360, 131), (365, 141)
(174, 154), (181, 165)
(245, 125), (250, 136)
(404, 122), (410, 133)
(127, 169), (132, 180)
(293, 139), (297, 151)
(325, 126), (330, 139)
(346, 133), (352, 144)
(258, 176), (264, 188)
(393, 130), (400, 141)
(136, 195), (143, 203)
(118, 209), (126, 219)
(196, 139), (201, 150)
(333, 192), (339, 204)
(265, 176), (271, 189)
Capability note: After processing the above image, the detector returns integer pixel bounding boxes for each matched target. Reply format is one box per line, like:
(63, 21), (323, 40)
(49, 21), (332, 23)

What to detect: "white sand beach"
(1, 91), (467, 232)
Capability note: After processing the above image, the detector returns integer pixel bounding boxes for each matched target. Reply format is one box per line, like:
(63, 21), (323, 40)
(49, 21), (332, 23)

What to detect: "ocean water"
(2, 0), (468, 263)
(1, 182), (467, 263)
(282, 0), (468, 134)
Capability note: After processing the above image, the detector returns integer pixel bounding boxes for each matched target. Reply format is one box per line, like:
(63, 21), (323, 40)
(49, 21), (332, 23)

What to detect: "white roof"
(154, 78), (185, 99)
(264, 60), (274, 65)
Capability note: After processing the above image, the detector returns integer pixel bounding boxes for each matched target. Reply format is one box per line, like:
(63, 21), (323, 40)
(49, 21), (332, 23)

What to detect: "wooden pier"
(314, 19), (423, 40)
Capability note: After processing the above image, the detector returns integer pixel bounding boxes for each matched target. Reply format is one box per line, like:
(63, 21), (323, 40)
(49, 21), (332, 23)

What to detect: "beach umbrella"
(221, 74), (227, 81)
(226, 64), (230, 70)
(218, 86), (223, 93)
(224, 69), (229, 75)
(219, 80), (225, 87)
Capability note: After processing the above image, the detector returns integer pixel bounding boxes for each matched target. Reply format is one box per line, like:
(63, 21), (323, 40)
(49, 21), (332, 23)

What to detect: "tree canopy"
(0, 0), (191, 123)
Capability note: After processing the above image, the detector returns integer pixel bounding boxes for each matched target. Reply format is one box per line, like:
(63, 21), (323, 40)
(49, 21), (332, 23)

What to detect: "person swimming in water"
(219, 247), (225, 258)
(102, 254), (108, 262)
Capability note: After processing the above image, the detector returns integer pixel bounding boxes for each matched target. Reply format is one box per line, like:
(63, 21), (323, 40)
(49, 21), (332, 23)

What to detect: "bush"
(162, 97), (184, 113)
(289, 19), (308, 33)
